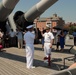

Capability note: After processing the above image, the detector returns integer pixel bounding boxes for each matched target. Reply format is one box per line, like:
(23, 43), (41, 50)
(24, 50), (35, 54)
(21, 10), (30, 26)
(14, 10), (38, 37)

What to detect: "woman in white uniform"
(24, 25), (37, 69)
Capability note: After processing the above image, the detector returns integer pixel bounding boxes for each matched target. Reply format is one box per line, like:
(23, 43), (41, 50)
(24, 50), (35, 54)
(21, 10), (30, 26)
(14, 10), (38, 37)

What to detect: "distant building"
(34, 13), (65, 32)
(51, 13), (65, 32)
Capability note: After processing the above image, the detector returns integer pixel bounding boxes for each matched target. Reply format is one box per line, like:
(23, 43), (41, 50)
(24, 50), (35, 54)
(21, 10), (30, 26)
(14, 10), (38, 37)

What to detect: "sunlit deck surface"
(0, 39), (75, 75)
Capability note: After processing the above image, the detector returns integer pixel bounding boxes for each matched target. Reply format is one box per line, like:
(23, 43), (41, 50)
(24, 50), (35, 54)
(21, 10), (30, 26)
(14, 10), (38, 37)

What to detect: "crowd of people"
(0, 28), (24, 50)
(0, 25), (76, 69)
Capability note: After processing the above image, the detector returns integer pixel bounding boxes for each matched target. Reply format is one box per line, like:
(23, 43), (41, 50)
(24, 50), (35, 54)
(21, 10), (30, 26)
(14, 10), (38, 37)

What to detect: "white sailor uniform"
(43, 32), (54, 57)
(24, 25), (35, 69)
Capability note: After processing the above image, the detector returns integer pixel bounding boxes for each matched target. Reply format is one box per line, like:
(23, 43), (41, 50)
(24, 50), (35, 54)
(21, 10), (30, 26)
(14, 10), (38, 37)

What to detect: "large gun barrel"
(0, 0), (19, 21)
(0, 0), (19, 33)
(24, 0), (58, 22)
(14, 0), (58, 30)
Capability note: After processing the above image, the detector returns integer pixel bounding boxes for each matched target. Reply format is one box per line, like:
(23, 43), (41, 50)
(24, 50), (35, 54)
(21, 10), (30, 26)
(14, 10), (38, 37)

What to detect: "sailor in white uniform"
(24, 25), (37, 69)
(41, 27), (54, 64)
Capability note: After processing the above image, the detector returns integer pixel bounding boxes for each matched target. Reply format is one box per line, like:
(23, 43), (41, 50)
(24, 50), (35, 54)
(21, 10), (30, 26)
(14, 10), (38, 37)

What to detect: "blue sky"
(0, 0), (76, 23)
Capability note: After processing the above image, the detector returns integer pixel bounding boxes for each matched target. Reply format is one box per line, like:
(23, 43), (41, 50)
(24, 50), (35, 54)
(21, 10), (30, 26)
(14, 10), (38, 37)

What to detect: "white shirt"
(43, 32), (54, 43)
(24, 31), (35, 44)
(9, 31), (16, 37)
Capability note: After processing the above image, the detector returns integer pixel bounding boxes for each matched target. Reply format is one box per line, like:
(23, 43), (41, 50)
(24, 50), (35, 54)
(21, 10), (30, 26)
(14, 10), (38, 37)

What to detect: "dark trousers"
(57, 42), (60, 49)
(10, 37), (17, 47)
(74, 37), (76, 46)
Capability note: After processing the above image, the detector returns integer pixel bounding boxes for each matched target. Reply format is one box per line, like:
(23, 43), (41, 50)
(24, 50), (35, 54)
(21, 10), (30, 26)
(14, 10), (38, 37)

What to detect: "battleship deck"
(0, 39), (75, 75)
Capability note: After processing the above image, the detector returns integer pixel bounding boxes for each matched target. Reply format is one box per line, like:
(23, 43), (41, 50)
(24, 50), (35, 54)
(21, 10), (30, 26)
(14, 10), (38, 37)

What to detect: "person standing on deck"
(72, 29), (76, 46)
(41, 27), (54, 65)
(24, 25), (38, 69)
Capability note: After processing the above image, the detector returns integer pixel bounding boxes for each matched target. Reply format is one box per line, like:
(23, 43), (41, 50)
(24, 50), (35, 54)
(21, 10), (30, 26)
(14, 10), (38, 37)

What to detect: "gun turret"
(0, 0), (58, 32)
(0, 0), (19, 32)
(13, 0), (58, 31)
